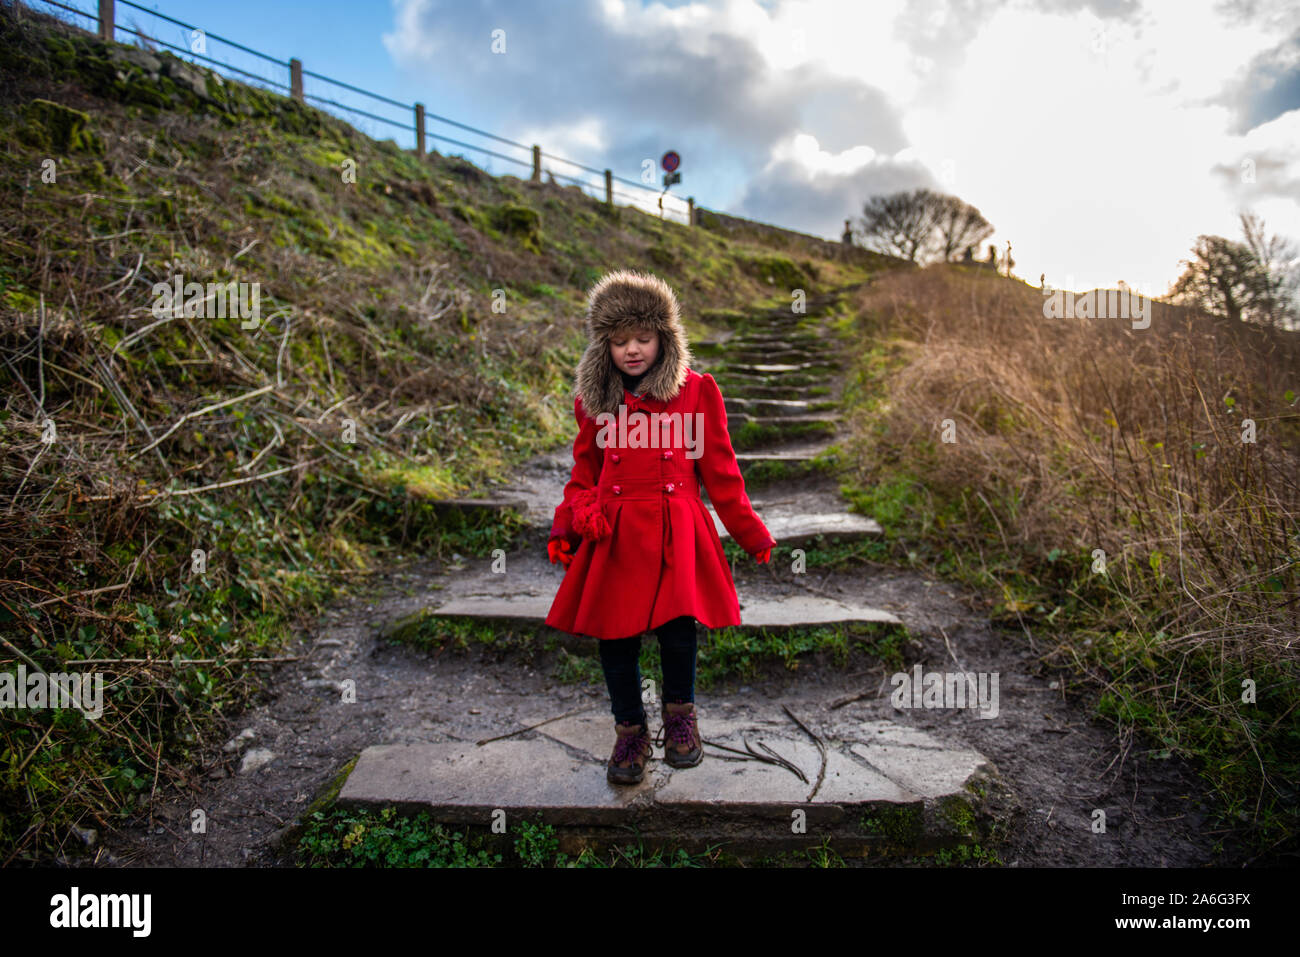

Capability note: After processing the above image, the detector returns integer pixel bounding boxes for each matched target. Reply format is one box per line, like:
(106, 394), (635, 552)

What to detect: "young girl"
(545, 269), (775, 785)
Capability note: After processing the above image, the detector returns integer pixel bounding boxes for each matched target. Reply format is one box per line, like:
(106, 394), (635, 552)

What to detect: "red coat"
(546, 368), (776, 640)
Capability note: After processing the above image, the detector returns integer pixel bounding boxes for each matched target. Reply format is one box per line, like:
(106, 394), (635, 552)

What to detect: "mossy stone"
(21, 99), (105, 155)
(490, 203), (541, 252)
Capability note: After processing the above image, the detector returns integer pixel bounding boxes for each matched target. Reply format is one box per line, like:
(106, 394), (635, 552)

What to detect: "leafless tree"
(854, 188), (996, 266)
(934, 194), (994, 262)
(854, 188), (944, 263)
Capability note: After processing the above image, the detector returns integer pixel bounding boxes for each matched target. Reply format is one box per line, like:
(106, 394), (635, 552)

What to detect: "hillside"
(840, 265), (1299, 859)
(0, 3), (899, 860)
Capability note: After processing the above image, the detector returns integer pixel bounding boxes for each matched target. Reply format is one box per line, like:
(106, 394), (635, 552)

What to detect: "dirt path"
(97, 552), (1229, 866)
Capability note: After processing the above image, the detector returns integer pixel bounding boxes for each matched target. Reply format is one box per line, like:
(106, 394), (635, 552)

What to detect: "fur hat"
(575, 269), (692, 417)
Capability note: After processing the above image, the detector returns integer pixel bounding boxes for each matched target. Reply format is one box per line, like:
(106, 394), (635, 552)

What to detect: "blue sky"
(51, 0), (1300, 295)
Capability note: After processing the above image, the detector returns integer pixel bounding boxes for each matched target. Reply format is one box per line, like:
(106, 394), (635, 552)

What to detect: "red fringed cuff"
(570, 487), (612, 541)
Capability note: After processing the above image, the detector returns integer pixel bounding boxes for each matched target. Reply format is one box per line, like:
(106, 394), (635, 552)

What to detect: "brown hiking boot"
(655, 701), (703, 768)
(607, 721), (653, 785)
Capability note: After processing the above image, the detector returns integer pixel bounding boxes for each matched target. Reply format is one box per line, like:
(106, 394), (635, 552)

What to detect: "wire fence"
(25, 0), (696, 224)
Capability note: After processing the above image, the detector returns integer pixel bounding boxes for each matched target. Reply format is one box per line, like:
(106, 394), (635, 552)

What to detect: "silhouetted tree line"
(851, 190), (1297, 328)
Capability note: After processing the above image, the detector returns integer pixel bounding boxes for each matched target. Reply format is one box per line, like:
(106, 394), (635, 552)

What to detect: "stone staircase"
(336, 282), (1010, 862)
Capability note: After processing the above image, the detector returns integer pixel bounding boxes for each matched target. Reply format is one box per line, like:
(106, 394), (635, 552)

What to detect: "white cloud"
(768, 133), (878, 175)
(380, 0), (1298, 294)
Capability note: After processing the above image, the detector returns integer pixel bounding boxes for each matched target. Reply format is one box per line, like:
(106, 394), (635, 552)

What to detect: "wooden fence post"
(415, 103), (425, 157)
(605, 170), (612, 206)
(98, 0), (113, 42)
(532, 145), (541, 182)
(688, 196), (694, 226)
(290, 58), (303, 101)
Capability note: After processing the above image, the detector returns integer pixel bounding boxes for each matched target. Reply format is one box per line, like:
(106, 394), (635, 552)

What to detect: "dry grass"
(845, 264), (1299, 855)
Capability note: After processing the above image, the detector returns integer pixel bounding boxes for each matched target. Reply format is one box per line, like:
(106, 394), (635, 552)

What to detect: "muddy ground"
(92, 538), (1243, 868)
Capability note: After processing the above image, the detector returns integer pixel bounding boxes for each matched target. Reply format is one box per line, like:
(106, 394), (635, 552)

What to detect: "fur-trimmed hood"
(575, 269), (692, 418)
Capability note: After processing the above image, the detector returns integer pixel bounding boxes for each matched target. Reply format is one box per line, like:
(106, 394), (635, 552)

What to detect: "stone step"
(735, 442), (833, 465)
(427, 589), (899, 628)
(723, 355), (837, 369)
(732, 422), (839, 453)
(336, 710), (1005, 860)
(696, 334), (827, 353)
(727, 412), (843, 427)
(734, 435), (840, 466)
(712, 503), (881, 547)
(714, 362), (841, 377)
(723, 349), (832, 363)
(729, 337), (836, 349)
(725, 397), (828, 414)
(724, 384), (833, 399)
(739, 333), (826, 345)
(712, 371), (827, 387)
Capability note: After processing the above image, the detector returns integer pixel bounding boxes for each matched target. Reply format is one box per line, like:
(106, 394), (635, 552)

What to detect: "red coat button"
(612, 453), (620, 463)
(665, 483), (674, 493)
(662, 450), (672, 459)
(612, 485), (621, 494)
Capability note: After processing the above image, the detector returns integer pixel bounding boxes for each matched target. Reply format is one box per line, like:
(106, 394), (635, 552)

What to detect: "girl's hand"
(754, 546), (772, 564)
(548, 537), (575, 568)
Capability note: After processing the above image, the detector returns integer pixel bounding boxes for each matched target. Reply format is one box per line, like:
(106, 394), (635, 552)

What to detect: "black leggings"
(598, 615), (697, 727)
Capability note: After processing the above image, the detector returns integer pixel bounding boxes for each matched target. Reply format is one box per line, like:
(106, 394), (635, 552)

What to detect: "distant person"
(546, 269), (775, 784)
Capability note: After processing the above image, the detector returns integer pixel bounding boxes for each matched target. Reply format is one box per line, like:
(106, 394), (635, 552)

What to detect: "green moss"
(40, 34), (77, 70)
(648, 244), (678, 269)
(1, 285), (41, 314)
(303, 755), (359, 819)
(302, 143), (351, 170)
(737, 253), (807, 290)
(21, 99), (105, 155)
(490, 203), (542, 252)
(729, 418), (837, 451)
(860, 803), (924, 844)
(939, 794), (978, 838)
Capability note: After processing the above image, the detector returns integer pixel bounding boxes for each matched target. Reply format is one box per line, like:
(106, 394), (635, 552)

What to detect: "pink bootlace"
(661, 709), (697, 748)
(612, 727), (647, 764)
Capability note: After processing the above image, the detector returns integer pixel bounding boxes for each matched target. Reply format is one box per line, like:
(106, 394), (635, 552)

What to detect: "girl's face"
(610, 327), (659, 376)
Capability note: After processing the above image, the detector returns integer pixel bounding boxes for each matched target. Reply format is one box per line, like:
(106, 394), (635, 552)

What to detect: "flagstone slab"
(856, 720), (961, 750)
(721, 362), (825, 374)
(725, 397), (822, 413)
(652, 754), (811, 810)
(539, 710), (665, 763)
(336, 740), (653, 823)
(735, 595), (902, 627)
(337, 708), (1006, 853)
(815, 750), (920, 804)
(432, 594), (556, 620)
(713, 506), (881, 546)
(849, 733), (991, 800)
